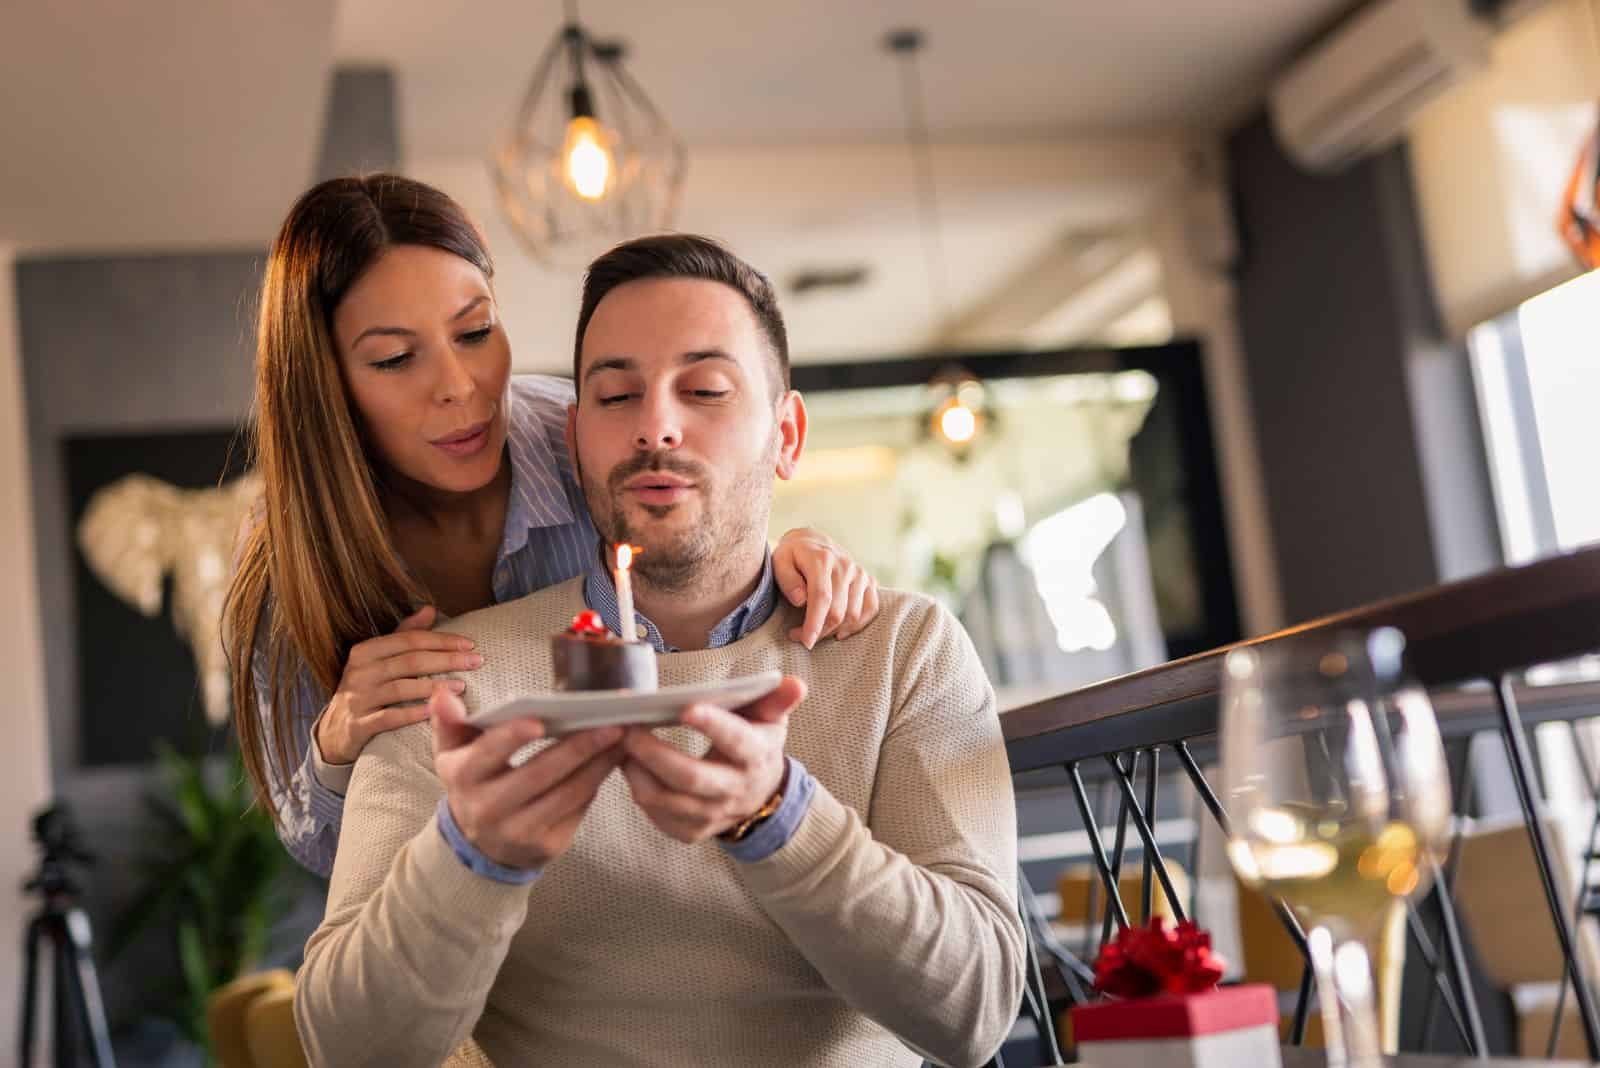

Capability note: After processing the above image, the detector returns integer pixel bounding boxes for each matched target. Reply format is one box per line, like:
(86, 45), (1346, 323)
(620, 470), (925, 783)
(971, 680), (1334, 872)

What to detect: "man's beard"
(578, 445), (775, 594)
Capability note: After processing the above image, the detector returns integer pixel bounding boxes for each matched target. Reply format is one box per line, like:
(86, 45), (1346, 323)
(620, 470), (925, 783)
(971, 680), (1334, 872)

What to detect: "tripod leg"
(53, 922), (73, 1068)
(63, 910), (116, 1068)
(20, 915), (43, 1068)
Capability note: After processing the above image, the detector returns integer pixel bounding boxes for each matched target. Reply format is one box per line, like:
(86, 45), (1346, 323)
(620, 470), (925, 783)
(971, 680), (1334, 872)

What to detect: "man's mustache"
(605, 451), (708, 491)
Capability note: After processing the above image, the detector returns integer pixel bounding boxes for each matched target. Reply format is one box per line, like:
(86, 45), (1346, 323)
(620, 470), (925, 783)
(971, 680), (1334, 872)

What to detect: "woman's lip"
(433, 425), (490, 457)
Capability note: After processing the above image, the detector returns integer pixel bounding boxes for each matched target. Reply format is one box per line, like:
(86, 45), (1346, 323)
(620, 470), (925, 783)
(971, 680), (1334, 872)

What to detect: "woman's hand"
(772, 528), (881, 648)
(314, 605), (484, 766)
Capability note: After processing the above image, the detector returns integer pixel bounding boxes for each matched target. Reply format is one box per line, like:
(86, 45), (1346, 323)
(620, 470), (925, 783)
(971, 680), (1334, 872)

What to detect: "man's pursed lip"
(627, 484), (694, 506)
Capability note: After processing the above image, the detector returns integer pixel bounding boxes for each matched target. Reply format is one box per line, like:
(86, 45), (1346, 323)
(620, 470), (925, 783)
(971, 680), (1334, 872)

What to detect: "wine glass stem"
(1307, 926), (1348, 1068)
(1330, 933), (1385, 1068)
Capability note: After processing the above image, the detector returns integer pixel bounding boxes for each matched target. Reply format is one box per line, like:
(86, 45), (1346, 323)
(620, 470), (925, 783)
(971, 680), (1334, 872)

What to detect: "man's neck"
(632, 539), (766, 652)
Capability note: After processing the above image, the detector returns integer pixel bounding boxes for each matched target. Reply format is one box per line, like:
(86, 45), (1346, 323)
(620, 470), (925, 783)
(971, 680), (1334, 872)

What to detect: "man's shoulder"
(872, 587), (962, 645)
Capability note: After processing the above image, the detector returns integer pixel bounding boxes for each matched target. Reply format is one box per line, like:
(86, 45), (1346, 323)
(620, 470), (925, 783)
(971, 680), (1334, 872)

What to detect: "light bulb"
(938, 402), (977, 445)
(563, 116), (614, 201)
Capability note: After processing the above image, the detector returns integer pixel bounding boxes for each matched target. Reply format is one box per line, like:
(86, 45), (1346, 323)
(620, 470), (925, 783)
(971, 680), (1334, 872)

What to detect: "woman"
(225, 174), (879, 878)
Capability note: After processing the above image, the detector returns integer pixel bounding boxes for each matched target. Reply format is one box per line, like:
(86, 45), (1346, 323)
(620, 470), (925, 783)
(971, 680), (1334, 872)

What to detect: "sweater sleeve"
(293, 722), (533, 1068)
(735, 601), (1026, 1068)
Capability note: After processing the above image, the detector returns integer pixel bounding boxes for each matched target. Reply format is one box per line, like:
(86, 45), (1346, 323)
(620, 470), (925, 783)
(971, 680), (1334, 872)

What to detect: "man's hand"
(621, 676), (807, 844)
(430, 684), (624, 871)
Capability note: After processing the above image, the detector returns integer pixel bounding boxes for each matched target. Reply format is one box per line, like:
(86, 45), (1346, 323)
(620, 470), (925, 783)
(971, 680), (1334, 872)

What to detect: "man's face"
(567, 277), (804, 589)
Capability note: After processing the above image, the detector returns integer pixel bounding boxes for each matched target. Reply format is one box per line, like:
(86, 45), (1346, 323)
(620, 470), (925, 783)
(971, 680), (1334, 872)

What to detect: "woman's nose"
(435, 346), (477, 406)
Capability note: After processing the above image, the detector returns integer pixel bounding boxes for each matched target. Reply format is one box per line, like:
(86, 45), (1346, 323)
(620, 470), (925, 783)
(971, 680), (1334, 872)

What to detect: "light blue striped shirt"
(255, 375), (599, 878)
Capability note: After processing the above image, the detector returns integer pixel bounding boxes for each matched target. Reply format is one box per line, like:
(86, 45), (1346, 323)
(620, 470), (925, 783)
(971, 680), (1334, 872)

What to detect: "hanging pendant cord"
(890, 32), (951, 325)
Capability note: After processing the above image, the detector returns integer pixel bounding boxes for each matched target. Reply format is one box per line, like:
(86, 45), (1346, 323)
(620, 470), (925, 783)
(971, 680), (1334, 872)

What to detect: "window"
(1468, 269), (1600, 566)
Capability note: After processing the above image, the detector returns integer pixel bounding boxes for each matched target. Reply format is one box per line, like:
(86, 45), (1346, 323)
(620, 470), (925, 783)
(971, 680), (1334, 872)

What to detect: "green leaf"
(177, 920), (211, 1003)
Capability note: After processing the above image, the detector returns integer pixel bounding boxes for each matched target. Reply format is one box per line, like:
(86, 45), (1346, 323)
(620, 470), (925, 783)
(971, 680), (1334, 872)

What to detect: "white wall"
(1410, 0), (1600, 336)
(0, 246), (53, 1052)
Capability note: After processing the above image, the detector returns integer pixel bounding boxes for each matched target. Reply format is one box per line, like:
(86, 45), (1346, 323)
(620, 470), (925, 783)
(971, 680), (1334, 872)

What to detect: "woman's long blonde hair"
(224, 174), (495, 819)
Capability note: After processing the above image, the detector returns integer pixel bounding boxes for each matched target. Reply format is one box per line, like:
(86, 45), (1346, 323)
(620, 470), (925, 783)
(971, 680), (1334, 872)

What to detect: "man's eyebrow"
(683, 349), (737, 367)
(581, 349), (741, 385)
(582, 356), (635, 385)
(352, 296), (489, 347)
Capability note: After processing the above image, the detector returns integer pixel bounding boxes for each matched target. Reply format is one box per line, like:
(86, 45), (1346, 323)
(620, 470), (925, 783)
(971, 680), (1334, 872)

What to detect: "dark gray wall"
(1227, 113), (1499, 623)
(315, 67), (400, 181)
(17, 251), (263, 774)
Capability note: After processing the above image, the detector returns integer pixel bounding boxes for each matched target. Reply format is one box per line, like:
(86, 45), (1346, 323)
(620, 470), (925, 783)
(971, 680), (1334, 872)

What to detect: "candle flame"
(615, 543), (642, 571)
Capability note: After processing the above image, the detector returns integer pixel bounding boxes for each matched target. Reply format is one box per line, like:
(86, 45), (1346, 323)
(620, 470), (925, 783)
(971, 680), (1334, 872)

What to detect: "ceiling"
(336, 0), (1356, 158)
(0, 0), (1355, 254)
(0, 1), (333, 252)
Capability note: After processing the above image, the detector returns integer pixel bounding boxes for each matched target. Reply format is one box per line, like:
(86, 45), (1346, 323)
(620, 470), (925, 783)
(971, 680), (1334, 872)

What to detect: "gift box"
(1071, 982), (1281, 1068)
(1070, 916), (1281, 1068)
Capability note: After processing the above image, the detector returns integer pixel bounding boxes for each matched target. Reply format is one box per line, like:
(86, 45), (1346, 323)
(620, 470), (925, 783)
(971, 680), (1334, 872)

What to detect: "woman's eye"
(460, 326), (493, 345)
(371, 352), (414, 371)
(598, 393), (638, 406)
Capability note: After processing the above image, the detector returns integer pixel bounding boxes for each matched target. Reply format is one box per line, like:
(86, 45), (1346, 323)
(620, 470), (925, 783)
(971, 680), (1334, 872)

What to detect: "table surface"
(1280, 1051), (1593, 1067)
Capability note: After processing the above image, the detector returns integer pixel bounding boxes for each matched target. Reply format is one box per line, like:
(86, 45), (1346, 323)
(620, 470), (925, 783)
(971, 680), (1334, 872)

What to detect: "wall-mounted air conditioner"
(1268, 0), (1493, 172)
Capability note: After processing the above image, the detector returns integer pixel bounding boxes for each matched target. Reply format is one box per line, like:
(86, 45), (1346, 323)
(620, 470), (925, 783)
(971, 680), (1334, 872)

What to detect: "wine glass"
(1219, 627), (1452, 1067)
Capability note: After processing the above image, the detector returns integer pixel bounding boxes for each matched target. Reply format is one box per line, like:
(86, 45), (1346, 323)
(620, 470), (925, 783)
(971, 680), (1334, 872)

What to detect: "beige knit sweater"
(294, 579), (1024, 1068)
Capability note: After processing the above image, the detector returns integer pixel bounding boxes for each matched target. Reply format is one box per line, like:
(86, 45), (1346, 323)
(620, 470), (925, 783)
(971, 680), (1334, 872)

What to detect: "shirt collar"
(581, 547), (779, 653)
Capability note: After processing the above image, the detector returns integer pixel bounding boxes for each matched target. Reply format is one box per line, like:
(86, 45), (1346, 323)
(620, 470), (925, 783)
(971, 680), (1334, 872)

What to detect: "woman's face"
(332, 244), (512, 496)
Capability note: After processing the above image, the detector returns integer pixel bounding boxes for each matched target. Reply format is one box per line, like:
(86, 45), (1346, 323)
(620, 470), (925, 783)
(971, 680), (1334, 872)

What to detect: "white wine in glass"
(1221, 627), (1451, 1067)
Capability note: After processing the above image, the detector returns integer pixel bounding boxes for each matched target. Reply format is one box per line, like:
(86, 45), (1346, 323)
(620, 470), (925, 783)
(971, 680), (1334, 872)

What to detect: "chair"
(207, 969), (296, 1068)
(1451, 812), (1600, 1059)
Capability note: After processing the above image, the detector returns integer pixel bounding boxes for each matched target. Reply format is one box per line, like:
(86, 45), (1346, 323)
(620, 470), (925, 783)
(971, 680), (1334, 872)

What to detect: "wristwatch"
(719, 766), (788, 843)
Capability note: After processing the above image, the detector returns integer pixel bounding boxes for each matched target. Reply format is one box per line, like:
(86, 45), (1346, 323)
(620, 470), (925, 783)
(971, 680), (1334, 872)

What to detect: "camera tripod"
(18, 804), (116, 1068)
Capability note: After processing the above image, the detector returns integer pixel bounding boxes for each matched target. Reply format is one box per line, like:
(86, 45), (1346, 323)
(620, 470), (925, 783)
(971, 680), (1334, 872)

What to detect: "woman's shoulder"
(509, 373), (575, 428)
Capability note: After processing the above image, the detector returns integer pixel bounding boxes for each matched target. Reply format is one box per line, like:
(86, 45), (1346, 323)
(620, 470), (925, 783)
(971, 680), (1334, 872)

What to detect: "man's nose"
(633, 390), (683, 450)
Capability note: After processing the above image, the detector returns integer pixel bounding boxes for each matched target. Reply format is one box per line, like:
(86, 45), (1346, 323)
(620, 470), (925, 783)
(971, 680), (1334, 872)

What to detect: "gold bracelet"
(719, 782), (785, 843)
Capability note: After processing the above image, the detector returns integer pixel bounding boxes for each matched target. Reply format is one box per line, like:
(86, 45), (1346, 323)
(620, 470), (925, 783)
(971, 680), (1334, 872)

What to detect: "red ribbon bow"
(1092, 917), (1226, 999)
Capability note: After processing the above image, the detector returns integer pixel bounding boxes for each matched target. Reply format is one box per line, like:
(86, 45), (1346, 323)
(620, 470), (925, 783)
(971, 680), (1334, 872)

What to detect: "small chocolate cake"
(550, 610), (658, 692)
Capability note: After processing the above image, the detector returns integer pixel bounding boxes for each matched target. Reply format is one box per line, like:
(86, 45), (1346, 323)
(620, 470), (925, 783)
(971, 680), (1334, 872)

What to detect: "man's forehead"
(580, 278), (765, 372)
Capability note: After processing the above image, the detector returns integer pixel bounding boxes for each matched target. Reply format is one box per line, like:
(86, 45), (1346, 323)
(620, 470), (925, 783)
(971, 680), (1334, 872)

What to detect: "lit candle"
(614, 543), (639, 643)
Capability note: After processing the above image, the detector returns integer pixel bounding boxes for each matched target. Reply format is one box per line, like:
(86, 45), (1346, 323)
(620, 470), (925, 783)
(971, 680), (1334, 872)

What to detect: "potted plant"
(108, 743), (301, 1052)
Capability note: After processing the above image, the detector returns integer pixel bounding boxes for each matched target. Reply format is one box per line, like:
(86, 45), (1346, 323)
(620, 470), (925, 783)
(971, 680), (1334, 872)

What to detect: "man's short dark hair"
(573, 234), (790, 395)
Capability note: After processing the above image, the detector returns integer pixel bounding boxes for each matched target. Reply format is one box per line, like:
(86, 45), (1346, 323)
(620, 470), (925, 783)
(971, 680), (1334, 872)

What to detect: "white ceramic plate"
(465, 670), (785, 733)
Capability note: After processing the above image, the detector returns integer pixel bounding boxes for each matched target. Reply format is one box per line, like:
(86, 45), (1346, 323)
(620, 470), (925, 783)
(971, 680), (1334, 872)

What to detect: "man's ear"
(564, 402), (579, 469)
(774, 390), (807, 481)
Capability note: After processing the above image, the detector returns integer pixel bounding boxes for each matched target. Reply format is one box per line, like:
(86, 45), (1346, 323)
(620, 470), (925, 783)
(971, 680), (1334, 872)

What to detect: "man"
(295, 235), (1024, 1068)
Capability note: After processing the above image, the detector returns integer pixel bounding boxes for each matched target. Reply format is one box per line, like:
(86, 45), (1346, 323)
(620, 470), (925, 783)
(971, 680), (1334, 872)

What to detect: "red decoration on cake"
(1092, 917), (1226, 999)
(568, 609), (609, 636)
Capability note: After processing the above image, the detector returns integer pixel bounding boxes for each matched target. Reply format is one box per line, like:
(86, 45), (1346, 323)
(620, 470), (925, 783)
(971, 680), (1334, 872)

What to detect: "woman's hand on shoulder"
(314, 605), (485, 765)
(772, 528), (881, 649)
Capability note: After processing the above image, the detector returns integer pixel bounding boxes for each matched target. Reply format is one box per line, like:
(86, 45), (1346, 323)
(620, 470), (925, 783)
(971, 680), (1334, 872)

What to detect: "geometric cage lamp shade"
(490, 18), (687, 269)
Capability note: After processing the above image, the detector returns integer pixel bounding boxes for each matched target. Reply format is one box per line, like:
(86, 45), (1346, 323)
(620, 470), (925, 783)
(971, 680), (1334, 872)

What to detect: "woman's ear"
(774, 391), (807, 481)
